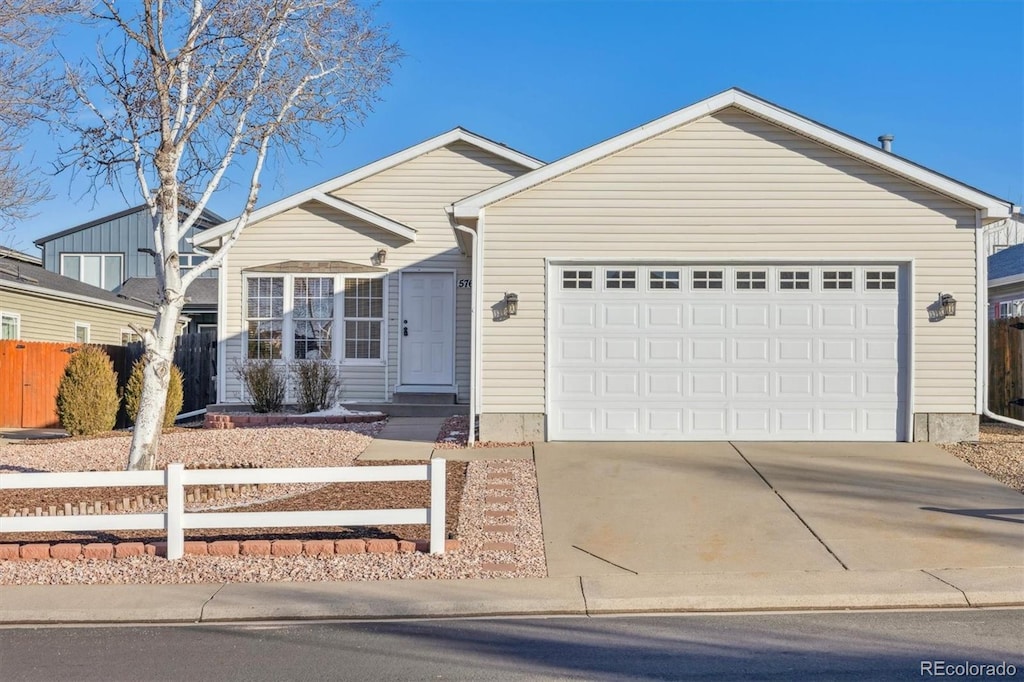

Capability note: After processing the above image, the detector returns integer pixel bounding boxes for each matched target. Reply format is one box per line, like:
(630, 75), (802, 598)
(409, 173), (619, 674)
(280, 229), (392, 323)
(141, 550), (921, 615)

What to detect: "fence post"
(429, 458), (446, 554)
(166, 463), (185, 560)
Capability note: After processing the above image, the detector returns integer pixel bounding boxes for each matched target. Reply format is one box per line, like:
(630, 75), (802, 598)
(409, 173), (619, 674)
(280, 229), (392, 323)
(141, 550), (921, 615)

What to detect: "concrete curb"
(1, 568), (1020, 625)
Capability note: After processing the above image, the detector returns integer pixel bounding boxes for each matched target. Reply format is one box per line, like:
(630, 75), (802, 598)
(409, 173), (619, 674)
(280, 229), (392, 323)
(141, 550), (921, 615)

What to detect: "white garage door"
(549, 264), (907, 441)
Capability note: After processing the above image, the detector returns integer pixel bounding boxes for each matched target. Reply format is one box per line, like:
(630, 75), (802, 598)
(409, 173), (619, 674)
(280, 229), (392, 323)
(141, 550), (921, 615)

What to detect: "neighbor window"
(822, 270), (854, 290)
(779, 271), (811, 290)
(179, 254), (217, 278)
(344, 278), (384, 360)
(865, 271), (897, 290)
(61, 254), (123, 291)
(605, 270), (637, 289)
(692, 270), (724, 290)
(293, 277), (334, 360)
(120, 329), (141, 345)
(649, 270), (680, 289)
(1, 312), (19, 340)
(246, 276), (284, 359)
(735, 270), (767, 290)
(562, 270), (593, 290)
(74, 322), (90, 343)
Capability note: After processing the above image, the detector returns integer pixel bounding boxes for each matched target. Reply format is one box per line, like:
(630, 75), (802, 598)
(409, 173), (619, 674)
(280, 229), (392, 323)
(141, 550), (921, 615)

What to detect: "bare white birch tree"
(0, 0), (83, 231)
(60, 0), (399, 470)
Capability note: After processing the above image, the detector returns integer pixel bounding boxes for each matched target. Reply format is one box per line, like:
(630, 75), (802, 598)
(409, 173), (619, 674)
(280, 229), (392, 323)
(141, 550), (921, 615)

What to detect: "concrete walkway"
(358, 417), (446, 461)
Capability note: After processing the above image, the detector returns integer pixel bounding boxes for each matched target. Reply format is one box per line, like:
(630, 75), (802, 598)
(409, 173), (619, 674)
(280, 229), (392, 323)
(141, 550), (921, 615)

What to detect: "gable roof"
(0, 246), (41, 265)
(194, 127), (543, 247)
(453, 88), (1015, 222)
(116, 277), (219, 308)
(0, 253), (158, 316)
(34, 204), (226, 246)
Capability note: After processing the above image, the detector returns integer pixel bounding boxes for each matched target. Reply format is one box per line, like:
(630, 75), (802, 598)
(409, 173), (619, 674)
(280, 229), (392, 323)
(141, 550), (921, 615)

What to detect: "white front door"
(400, 272), (455, 386)
(549, 263), (907, 441)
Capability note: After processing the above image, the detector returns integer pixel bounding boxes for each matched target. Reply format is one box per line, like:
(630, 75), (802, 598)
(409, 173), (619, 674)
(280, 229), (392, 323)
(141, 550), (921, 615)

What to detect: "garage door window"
(649, 270), (680, 289)
(823, 270), (854, 290)
(779, 270), (810, 290)
(562, 270), (593, 290)
(605, 270), (636, 289)
(736, 270), (767, 290)
(866, 271), (897, 290)
(693, 270), (723, 290)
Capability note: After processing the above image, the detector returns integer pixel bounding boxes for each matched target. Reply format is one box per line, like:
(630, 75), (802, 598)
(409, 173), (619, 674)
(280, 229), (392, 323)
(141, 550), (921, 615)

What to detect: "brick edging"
(0, 538), (460, 561)
(204, 412), (384, 429)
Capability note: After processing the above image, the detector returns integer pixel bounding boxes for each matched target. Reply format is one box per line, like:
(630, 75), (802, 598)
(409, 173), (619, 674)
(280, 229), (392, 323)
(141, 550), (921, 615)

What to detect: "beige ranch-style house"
(195, 88), (1017, 444)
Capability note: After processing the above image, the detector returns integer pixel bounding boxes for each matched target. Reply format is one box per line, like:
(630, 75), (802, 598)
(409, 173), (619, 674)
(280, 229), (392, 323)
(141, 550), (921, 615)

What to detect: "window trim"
(561, 269), (594, 290)
(822, 270), (855, 291)
(692, 269), (724, 291)
(865, 270), (898, 292)
(120, 328), (141, 345)
(293, 276), (336, 361)
(60, 253), (124, 291)
(1, 311), (20, 340)
(735, 269), (768, 291)
(244, 274), (286, 361)
(603, 268), (637, 291)
(74, 322), (90, 343)
(648, 269), (681, 291)
(778, 270), (811, 291)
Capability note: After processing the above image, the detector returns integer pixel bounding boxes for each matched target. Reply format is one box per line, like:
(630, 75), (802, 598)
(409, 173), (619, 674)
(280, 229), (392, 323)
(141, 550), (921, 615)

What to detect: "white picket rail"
(0, 460), (447, 560)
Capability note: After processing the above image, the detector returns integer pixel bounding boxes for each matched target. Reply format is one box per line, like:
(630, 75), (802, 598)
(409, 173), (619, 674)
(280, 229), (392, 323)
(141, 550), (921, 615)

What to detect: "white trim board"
(454, 88), (1014, 222)
(195, 128), (542, 247)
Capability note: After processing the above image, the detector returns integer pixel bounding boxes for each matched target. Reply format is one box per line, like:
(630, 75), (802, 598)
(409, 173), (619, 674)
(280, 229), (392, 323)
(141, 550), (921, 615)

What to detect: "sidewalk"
(2, 567), (1020, 624)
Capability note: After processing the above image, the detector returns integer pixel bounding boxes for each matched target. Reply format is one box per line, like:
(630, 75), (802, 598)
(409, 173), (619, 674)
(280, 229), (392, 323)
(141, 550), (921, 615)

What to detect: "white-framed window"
(179, 253), (217, 278)
(865, 271), (897, 291)
(998, 300), (1024, 319)
(120, 329), (141, 345)
(245, 276), (284, 359)
(344, 277), (384, 361)
(735, 270), (767, 290)
(61, 254), (123, 291)
(562, 270), (593, 290)
(823, 270), (854, 290)
(605, 269), (637, 290)
(692, 270), (724, 290)
(294, 277), (334, 360)
(1, 311), (20, 340)
(74, 322), (90, 343)
(779, 270), (810, 290)
(649, 270), (680, 290)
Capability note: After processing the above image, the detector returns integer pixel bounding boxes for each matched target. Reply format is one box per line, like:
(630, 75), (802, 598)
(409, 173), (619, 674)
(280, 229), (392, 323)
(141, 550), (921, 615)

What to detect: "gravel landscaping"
(938, 422), (1024, 493)
(0, 419), (548, 585)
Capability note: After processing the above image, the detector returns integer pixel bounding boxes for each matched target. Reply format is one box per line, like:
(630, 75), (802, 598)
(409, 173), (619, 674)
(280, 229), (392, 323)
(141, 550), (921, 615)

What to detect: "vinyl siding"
(221, 141), (528, 404)
(480, 107), (979, 415)
(0, 288), (155, 344)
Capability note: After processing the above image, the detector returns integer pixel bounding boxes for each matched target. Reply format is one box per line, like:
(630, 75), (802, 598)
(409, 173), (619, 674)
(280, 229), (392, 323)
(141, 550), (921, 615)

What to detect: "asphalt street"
(2, 609), (1021, 681)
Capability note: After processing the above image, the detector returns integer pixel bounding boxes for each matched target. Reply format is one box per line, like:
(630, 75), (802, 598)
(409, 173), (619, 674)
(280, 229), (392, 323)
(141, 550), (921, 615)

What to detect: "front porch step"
(393, 392), (457, 405)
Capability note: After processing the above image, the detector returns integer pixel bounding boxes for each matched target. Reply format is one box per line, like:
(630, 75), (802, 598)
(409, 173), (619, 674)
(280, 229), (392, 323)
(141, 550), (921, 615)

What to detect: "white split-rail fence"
(0, 460), (447, 560)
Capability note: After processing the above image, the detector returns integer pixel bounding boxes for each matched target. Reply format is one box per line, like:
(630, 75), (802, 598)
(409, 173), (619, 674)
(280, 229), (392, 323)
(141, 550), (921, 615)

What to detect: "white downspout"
(452, 219), (479, 446)
(977, 209), (1024, 428)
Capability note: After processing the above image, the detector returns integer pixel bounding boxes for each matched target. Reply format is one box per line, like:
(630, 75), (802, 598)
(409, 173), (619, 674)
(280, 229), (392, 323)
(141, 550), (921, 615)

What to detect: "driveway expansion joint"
(728, 442), (849, 570)
(571, 545), (638, 575)
(920, 569), (973, 607)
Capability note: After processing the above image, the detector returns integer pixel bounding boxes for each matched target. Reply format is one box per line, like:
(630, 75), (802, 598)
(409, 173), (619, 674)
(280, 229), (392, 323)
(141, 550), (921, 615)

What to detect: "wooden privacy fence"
(0, 332), (216, 429)
(988, 317), (1024, 420)
(0, 460), (448, 560)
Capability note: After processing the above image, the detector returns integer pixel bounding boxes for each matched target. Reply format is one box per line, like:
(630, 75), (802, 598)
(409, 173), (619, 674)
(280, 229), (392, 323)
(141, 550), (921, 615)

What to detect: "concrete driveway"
(534, 442), (1024, 577)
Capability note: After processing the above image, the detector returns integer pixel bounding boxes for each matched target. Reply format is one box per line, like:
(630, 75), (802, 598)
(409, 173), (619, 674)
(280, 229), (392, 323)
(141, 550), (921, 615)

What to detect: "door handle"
(403, 327), (408, 337)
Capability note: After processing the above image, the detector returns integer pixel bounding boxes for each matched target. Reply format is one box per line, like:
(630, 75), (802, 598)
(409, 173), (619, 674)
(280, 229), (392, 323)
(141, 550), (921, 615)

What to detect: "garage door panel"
(550, 263), (906, 441)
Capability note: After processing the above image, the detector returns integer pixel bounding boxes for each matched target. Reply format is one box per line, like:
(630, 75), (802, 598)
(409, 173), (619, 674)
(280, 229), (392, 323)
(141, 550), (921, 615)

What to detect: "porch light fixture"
(940, 293), (957, 317)
(373, 248), (388, 265)
(504, 292), (519, 316)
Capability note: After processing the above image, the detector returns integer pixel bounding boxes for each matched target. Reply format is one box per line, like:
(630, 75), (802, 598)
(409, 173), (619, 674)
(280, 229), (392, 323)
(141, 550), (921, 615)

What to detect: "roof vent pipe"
(878, 134), (894, 152)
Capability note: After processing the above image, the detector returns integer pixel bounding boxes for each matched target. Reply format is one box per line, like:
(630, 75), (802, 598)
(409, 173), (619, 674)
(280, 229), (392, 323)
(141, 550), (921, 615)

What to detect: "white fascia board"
(454, 89), (1012, 221)
(314, 194), (417, 242)
(196, 128), (541, 246)
(0, 280), (158, 317)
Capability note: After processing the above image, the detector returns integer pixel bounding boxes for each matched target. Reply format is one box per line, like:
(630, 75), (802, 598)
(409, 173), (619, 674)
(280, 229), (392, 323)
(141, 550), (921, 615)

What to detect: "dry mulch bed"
(938, 422), (1024, 493)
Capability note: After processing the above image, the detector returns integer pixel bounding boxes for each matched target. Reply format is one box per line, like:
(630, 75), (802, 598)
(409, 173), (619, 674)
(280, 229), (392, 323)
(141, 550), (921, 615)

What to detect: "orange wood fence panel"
(0, 340), (79, 428)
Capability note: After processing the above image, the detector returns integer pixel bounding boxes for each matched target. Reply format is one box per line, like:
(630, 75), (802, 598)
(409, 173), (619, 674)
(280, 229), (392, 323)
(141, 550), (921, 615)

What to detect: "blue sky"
(9, 0), (1024, 251)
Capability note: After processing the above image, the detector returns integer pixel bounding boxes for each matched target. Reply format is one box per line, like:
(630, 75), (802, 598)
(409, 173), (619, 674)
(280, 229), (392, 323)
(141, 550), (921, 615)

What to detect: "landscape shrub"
(292, 359), (341, 413)
(235, 360), (287, 413)
(123, 358), (184, 428)
(56, 345), (120, 436)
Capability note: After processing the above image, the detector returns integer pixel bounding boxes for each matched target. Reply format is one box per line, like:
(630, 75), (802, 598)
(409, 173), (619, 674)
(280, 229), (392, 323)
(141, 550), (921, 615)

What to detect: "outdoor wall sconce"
(504, 292), (519, 316)
(940, 293), (957, 317)
(372, 248), (387, 265)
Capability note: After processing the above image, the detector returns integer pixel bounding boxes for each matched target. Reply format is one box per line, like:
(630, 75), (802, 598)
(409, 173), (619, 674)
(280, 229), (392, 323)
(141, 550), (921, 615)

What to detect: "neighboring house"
(0, 246), (158, 344)
(984, 212), (1024, 256)
(33, 204), (223, 333)
(197, 89), (1016, 444)
(989, 243), (1024, 319)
